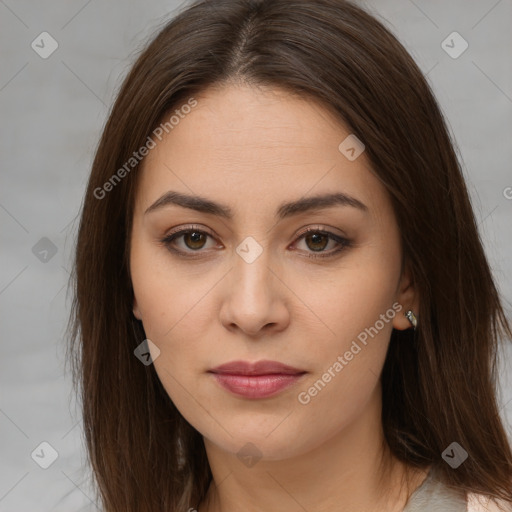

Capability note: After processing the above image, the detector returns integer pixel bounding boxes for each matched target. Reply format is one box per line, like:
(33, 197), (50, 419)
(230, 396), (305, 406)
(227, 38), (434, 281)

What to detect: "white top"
(403, 466), (512, 511)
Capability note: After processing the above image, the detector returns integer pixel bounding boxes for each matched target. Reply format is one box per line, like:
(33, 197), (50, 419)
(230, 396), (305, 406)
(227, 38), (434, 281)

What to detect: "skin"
(130, 82), (428, 512)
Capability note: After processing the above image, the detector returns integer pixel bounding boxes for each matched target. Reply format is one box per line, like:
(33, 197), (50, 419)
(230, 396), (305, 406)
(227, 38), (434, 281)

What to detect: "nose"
(218, 242), (290, 337)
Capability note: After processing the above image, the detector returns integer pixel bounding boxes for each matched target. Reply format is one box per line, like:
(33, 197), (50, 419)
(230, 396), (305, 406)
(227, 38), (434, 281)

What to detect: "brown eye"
(160, 225), (218, 257)
(304, 232), (330, 252)
(294, 228), (351, 259)
(182, 231), (208, 250)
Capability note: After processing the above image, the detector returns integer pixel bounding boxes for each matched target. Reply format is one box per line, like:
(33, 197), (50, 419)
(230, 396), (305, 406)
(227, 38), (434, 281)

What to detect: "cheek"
(131, 237), (214, 342)
(130, 251), (224, 428)
(291, 249), (399, 410)
(293, 295), (395, 448)
(291, 358), (383, 459)
(131, 260), (215, 425)
(299, 253), (400, 351)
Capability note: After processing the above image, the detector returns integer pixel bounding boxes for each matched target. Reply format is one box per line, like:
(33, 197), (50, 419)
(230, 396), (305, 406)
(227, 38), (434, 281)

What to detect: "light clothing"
(402, 465), (512, 511)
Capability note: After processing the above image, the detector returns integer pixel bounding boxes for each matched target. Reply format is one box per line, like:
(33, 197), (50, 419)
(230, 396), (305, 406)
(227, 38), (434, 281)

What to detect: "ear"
(392, 259), (419, 331)
(133, 295), (142, 321)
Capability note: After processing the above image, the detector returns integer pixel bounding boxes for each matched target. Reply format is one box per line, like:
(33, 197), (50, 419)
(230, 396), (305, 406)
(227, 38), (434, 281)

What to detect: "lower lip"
(210, 373), (305, 399)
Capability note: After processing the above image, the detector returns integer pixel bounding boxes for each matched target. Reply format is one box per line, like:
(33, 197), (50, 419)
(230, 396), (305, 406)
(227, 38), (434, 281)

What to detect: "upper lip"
(209, 360), (306, 376)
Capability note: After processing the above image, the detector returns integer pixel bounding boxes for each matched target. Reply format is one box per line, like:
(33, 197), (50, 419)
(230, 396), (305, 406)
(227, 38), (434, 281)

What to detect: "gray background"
(1, 0), (511, 510)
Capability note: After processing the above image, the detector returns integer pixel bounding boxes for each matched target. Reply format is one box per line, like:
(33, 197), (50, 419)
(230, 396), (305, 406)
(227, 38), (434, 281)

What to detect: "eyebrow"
(144, 190), (368, 219)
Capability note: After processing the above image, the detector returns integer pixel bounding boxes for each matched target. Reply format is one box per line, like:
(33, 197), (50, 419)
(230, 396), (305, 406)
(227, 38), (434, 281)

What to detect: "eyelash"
(159, 224), (351, 260)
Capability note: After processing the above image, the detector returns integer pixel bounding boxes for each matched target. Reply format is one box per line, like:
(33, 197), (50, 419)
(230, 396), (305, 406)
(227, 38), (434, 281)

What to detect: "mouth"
(208, 360), (307, 399)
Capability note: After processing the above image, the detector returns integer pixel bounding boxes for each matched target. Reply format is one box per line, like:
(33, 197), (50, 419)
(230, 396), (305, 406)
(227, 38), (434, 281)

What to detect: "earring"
(404, 310), (417, 330)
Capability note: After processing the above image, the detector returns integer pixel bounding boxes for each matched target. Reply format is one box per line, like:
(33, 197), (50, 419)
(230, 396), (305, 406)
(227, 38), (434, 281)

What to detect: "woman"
(66, 0), (512, 510)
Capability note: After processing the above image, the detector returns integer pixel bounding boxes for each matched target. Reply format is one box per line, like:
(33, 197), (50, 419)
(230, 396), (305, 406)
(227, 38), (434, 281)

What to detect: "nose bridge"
(232, 234), (274, 299)
(215, 206), (299, 334)
(217, 231), (287, 335)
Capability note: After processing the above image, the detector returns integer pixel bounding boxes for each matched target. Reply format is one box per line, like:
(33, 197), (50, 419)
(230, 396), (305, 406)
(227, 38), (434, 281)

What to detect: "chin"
(204, 425), (316, 463)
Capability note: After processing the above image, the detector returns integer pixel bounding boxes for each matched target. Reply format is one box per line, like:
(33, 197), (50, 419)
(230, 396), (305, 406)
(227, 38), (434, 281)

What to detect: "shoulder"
(467, 493), (512, 512)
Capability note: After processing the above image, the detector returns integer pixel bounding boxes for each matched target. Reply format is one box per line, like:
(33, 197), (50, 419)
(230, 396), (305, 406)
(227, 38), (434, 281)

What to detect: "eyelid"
(294, 224), (347, 240)
(164, 223), (215, 239)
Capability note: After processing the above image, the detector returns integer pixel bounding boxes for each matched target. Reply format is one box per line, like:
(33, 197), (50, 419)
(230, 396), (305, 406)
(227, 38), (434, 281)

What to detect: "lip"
(209, 360), (305, 375)
(208, 360), (307, 399)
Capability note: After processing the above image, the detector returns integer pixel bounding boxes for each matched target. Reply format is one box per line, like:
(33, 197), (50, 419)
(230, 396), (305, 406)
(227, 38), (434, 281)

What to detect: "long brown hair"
(66, 0), (512, 510)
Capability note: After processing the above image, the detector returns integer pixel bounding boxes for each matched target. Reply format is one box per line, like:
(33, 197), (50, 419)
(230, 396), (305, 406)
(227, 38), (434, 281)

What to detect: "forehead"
(135, 83), (390, 225)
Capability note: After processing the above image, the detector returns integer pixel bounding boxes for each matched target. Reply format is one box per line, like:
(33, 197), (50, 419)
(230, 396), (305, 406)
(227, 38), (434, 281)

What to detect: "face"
(130, 83), (418, 461)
